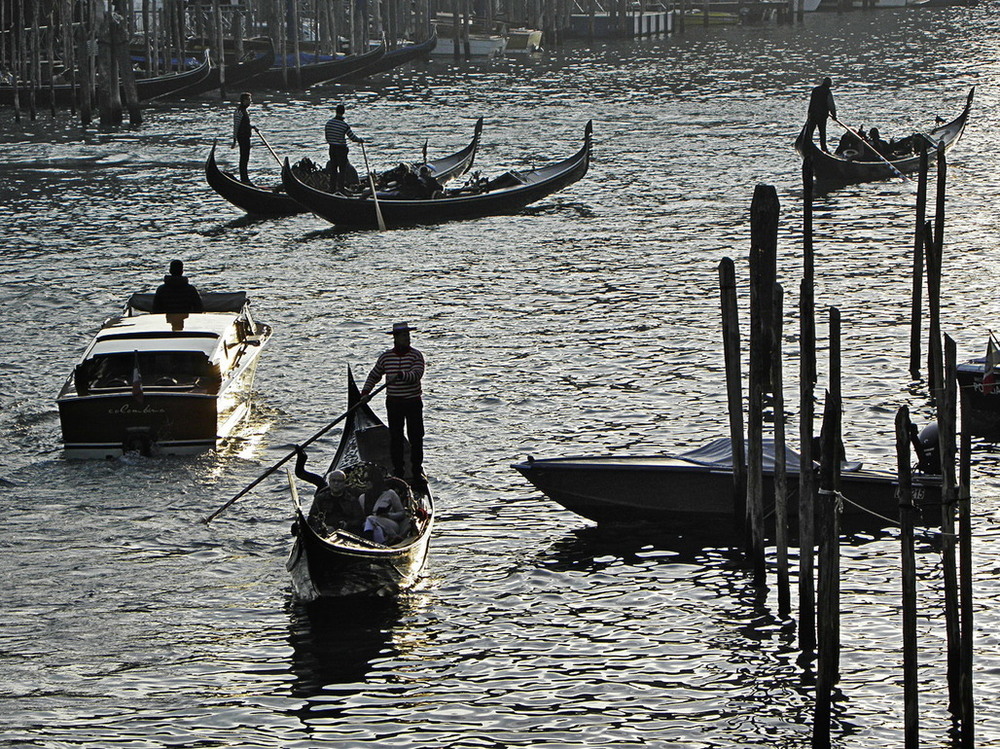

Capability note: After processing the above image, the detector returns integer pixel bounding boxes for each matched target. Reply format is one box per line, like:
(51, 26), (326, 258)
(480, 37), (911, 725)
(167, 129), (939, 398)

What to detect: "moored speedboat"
(512, 437), (942, 534)
(56, 292), (272, 458)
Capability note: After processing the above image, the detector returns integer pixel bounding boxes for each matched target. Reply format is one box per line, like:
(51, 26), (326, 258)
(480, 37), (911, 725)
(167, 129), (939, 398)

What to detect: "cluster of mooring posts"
(719, 141), (975, 745)
(3, 0), (818, 128)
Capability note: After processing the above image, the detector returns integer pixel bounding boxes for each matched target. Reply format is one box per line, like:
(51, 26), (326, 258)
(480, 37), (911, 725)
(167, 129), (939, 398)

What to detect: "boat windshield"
(74, 350), (219, 395)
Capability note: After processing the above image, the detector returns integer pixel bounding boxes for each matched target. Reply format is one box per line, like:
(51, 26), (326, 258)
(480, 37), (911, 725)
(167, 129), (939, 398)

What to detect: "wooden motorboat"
(205, 117), (484, 216)
(281, 120), (592, 229)
(286, 369), (434, 599)
(796, 87), (974, 184)
(57, 291), (272, 458)
(512, 437), (942, 533)
(244, 43), (385, 89)
(0, 51), (212, 108)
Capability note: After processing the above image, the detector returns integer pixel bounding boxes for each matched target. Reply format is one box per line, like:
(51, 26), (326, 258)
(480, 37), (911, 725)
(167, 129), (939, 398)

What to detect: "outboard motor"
(913, 422), (940, 474)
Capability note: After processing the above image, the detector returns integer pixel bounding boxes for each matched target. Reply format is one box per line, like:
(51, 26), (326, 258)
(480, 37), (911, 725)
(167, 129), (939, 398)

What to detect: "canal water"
(2, 4), (1000, 746)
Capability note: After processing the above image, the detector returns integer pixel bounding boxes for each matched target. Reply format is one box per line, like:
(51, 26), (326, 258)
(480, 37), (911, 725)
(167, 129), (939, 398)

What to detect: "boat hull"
(957, 361), (1000, 438)
(512, 453), (942, 532)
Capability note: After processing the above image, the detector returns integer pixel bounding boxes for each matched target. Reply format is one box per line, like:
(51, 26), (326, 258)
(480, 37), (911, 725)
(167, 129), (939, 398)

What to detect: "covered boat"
(512, 438), (942, 533)
(281, 120), (592, 229)
(796, 87), (974, 184)
(286, 369), (434, 599)
(205, 117), (484, 216)
(57, 291), (272, 458)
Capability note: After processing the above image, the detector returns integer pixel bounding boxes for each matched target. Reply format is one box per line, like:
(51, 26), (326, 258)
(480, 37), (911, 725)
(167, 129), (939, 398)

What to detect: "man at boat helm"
(361, 322), (426, 489)
(804, 76), (837, 152)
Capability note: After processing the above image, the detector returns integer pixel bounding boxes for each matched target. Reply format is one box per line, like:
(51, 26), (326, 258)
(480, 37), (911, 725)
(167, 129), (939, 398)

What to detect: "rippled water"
(3, 5), (1000, 746)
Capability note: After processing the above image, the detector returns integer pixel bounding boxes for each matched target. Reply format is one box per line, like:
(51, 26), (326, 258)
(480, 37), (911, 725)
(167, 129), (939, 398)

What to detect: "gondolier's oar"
(254, 127), (284, 168)
(203, 382), (387, 523)
(831, 116), (913, 183)
(359, 140), (387, 231)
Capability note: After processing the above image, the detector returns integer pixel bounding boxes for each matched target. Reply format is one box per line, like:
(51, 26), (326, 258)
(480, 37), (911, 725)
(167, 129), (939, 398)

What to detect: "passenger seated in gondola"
(417, 166), (444, 198)
(834, 127), (865, 157)
(358, 471), (407, 544)
(865, 127), (891, 158)
(293, 446), (364, 536)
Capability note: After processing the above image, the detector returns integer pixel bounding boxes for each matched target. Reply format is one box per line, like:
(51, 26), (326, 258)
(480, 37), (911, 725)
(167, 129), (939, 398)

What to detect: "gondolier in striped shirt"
(325, 103), (364, 194)
(361, 322), (426, 488)
(231, 92), (255, 183)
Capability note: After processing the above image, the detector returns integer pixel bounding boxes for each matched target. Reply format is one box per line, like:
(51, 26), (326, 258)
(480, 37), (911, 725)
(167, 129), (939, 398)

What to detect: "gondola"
(244, 43), (386, 89)
(169, 41), (276, 97)
(337, 34), (438, 80)
(285, 368), (434, 599)
(0, 51), (212, 108)
(281, 120), (592, 229)
(796, 87), (974, 184)
(205, 117), (484, 216)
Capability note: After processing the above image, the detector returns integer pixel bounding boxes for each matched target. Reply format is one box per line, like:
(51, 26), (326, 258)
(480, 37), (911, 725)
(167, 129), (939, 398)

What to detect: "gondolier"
(361, 322), (426, 488)
(231, 92), (255, 183)
(325, 103), (365, 194)
(803, 77), (837, 153)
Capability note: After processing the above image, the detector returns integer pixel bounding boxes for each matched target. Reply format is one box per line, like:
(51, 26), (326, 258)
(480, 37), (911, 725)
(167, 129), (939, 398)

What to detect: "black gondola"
(337, 34), (438, 81)
(0, 51), (213, 108)
(172, 41), (276, 97)
(205, 117), (484, 216)
(280, 120), (593, 229)
(286, 369), (434, 599)
(245, 43), (386, 89)
(796, 87), (974, 184)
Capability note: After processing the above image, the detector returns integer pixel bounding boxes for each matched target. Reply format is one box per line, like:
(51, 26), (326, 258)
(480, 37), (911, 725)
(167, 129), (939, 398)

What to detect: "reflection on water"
(285, 595), (405, 699)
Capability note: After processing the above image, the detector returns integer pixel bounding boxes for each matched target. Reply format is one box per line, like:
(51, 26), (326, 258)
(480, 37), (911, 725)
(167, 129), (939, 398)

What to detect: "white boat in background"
(506, 28), (543, 53)
(430, 28), (507, 57)
(431, 14), (508, 57)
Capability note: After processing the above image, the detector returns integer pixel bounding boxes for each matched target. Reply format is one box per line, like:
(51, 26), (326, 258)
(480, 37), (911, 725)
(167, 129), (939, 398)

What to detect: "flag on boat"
(131, 351), (144, 403)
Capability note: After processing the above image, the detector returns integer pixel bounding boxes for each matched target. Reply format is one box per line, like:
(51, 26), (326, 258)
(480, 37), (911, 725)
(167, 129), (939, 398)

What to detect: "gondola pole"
(203, 383), (387, 523)
(360, 140), (387, 231)
(831, 117), (912, 183)
(254, 127), (284, 167)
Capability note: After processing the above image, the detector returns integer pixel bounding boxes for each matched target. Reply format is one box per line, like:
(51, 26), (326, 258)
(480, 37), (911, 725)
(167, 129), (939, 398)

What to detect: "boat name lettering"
(109, 404), (167, 415)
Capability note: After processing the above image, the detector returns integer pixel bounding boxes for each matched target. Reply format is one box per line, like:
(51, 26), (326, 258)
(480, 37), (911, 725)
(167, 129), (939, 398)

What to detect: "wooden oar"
(359, 140), (387, 231)
(254, 127), (283, 168)
(203, 382), (387, 523)
(831, 116), (912, 183)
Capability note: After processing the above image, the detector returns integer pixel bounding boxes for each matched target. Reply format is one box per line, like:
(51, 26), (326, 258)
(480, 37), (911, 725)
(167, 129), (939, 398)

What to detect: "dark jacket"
(808, 83), (836, 121)
(152, 274), (204, 313)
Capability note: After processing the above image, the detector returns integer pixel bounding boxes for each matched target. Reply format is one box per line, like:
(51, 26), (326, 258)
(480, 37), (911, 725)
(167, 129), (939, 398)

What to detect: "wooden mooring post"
(719, 257), (746, 541)
(772, 282), (791, 616)
(938, 335), (961, 722)
(813, 307), (842, 746)
(958, 374), (975, 746)
(799, 144), (818, 653)
(895, 405), (919, 748)
(908, 143), (929, 380)
(748, 184), (779, 580)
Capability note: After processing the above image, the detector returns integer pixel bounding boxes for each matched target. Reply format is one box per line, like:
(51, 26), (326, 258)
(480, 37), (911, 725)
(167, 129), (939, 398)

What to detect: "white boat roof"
(85, 312), (232, 358)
